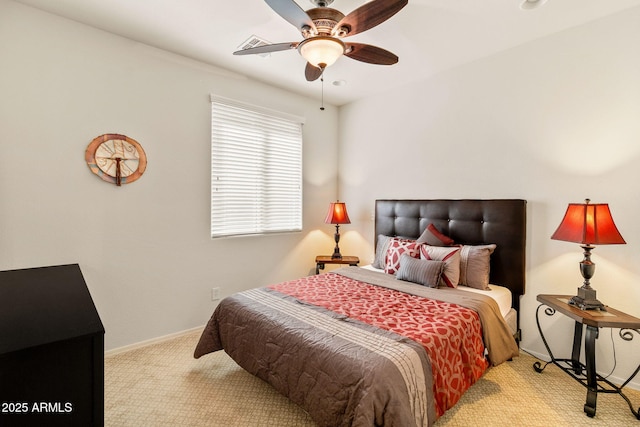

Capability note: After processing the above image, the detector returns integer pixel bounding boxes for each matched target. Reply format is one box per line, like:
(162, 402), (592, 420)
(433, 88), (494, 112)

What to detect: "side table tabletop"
(315, 255), (359, 275)
(534, 294), (640, 419)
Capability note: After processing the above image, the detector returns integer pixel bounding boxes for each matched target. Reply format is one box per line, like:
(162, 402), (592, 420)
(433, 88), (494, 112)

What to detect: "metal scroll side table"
(534, 294), (640, 419)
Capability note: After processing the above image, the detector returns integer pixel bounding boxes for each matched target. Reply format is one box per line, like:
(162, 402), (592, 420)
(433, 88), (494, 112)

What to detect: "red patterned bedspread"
(270, 273), (489, 416)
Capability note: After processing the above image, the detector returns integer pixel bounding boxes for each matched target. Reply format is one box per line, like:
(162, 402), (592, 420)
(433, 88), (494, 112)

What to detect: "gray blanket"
(194, 267), (519, 426)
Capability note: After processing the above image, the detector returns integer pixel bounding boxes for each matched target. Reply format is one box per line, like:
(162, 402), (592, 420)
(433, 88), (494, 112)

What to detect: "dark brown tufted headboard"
(375, 199), (527, 314)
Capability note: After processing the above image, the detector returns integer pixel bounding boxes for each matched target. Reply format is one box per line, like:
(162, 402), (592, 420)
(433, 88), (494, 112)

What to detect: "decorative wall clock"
(85, 134), (147, 186)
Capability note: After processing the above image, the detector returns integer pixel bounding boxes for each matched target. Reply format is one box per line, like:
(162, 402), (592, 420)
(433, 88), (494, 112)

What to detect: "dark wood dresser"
(0, 264), (104, 426)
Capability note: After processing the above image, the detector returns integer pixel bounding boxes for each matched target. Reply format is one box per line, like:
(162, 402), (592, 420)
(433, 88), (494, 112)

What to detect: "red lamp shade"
(551, 201), (626, 245)
(325, 202), (351, 225)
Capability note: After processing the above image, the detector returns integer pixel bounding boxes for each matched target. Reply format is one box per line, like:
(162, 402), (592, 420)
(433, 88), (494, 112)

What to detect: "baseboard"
(520, 346), (640, 391)
(521, 347), (550, 362)
(104, 325), (204, 357)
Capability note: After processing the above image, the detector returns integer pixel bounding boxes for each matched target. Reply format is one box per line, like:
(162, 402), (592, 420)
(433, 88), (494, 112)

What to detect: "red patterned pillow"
(420, 245), (461, 288)
(384, 238), (420, 275)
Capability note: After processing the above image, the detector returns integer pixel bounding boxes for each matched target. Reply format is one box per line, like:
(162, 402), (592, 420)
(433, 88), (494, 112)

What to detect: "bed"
(195, 199), (527, 426)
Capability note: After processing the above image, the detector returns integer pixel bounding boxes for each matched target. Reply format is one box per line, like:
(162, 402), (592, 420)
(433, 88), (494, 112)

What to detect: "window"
(210, 96), (303, 238)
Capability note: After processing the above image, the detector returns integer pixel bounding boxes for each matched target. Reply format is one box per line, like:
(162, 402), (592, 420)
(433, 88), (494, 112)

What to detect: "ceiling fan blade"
(233, 42), (299, 56)
(334, 0), (407, 37)
(344, 43), (398, 65)
(305, 63), (323, 81)
(265, 0), (317, 32)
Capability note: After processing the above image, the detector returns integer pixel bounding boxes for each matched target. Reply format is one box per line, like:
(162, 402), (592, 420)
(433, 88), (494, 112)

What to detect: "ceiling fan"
(233, 0), (408, 81)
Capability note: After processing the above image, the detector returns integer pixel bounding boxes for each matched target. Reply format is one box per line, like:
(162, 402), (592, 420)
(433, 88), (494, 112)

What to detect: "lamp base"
(331, 224), (342, 259)
(568, 286), (606, 311)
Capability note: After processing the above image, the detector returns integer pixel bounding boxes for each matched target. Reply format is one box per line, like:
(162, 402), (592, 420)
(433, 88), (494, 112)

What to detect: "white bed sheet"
(360, 265), (513, 318)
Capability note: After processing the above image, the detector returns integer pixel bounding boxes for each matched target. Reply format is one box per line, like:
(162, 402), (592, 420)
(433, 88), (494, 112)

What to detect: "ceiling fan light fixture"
(520, 0), (548, 10)
(298, 36), (345, 68)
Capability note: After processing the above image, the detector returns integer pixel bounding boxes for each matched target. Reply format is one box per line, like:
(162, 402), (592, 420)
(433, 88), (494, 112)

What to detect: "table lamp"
(551, 199), (626, 310)
(325, 201), (351, 259)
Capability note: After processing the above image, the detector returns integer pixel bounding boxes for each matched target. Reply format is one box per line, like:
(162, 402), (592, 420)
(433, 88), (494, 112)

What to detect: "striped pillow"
(420, 245), (461, 288)
(396, 255), (444, 288)
(372, 235), (392, 269)
(459, 244), (496, 290)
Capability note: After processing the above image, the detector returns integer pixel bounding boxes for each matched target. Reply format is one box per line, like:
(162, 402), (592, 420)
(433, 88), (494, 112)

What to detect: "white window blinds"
(210, 96), (303, 238)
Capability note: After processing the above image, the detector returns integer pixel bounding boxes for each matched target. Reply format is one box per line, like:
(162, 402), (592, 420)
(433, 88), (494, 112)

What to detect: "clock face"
(85, 134), (147, 185)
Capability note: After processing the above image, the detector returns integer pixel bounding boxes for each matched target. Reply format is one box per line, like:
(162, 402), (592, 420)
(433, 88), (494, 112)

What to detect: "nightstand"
(534, 294), (640, 419)
(315, 255), (359, 274)
(0, 264), (104, 426)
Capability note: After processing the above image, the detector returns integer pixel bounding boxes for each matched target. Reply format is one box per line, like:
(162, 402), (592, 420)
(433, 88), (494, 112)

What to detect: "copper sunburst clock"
(85, 134), (147, 186)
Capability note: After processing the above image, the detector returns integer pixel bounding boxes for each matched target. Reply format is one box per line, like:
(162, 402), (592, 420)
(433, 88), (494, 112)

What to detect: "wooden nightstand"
(315, 255), (359, 274)
(534, 294), (640, 419)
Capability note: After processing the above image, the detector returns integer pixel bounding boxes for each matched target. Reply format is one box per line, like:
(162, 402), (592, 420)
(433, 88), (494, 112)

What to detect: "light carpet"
(105, 330), (640, 426)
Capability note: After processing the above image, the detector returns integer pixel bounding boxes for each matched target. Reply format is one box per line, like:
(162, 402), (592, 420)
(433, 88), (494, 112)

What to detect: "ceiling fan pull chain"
(320, 72), (325, 111)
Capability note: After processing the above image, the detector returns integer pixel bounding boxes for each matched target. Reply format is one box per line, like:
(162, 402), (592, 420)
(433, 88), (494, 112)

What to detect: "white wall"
(338, 8), (640, 388)
(3, 0), (640, 390)
(0, 0), (339, 351)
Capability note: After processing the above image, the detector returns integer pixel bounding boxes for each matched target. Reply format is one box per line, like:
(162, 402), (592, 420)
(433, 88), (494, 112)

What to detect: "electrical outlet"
(211, 287), (221, 301)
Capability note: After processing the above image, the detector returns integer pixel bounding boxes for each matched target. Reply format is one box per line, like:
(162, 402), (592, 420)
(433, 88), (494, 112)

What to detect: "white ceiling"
(14, 0), (640, 106)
